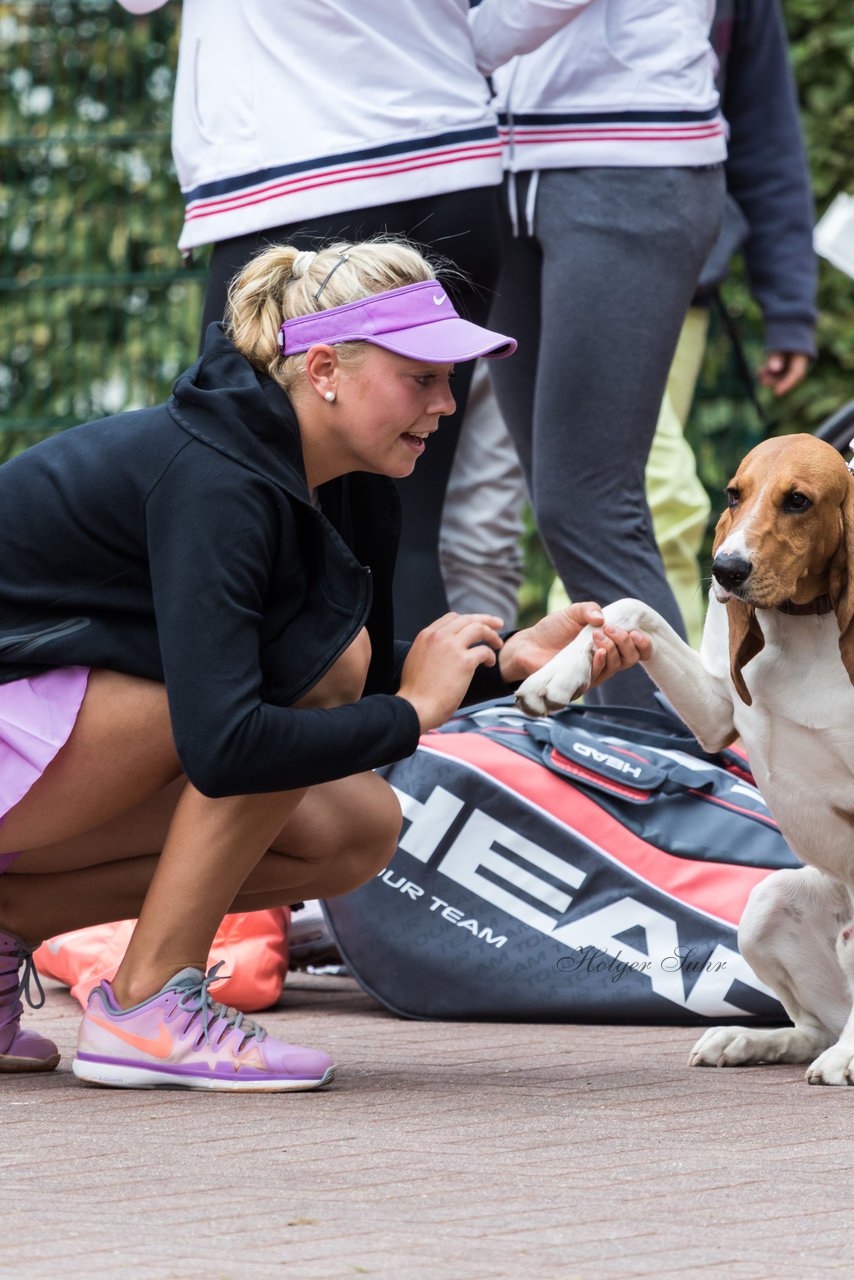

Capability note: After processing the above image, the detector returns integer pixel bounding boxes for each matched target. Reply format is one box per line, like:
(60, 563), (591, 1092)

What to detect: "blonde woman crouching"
(0, 239), (648, 1092)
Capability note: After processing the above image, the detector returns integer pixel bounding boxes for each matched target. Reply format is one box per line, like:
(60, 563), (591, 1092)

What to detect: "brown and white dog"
(517, 433), (854, 1085)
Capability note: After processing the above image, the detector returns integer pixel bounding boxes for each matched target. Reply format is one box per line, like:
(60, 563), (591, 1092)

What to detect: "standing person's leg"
(487, 180), (544, 489)
(496, 166), (724, 708)
(645, 382), (711, 649)
(439, 360), (528, 626)
(199, 188), (504, 636)
(645, 308), (713, 648)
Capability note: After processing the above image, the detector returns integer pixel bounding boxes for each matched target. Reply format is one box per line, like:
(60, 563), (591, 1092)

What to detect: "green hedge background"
(2, 0), (853, 620)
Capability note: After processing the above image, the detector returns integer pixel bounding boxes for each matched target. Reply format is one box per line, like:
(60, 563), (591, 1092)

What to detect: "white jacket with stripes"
(473, 0), (726, 171)
(116, 0), (527, 251)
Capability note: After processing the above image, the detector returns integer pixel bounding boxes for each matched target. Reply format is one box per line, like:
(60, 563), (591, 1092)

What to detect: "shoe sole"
(0, 1052), (61, 1073)
(71, 1057), (335, 1092)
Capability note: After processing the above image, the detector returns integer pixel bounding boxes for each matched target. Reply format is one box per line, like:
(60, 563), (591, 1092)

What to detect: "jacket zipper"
(504, 59), (521, 235)
(0, 616), (91, 658)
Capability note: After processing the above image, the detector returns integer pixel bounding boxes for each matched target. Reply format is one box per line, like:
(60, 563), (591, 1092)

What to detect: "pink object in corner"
(33, 908), (291, 1013)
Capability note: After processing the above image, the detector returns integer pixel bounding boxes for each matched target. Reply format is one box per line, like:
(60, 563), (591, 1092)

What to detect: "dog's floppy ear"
(714, 500), (764, 705)
(829, 473), (854, 686)
(727, 599), (764, 706)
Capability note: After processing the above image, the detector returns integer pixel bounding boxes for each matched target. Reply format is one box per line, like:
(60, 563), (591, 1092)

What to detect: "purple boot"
(0, 928), (60, 1072)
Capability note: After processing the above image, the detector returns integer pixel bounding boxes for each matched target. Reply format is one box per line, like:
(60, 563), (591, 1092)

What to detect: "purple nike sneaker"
(72, 963), (335, 1092)
(0, 927), (60, 1072)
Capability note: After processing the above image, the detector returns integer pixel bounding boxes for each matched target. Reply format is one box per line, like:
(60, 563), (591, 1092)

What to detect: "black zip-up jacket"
(0, 327), (508, 796)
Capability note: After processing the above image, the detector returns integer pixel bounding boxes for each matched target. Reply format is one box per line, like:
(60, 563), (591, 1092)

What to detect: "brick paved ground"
(4, 972), (854, 1280)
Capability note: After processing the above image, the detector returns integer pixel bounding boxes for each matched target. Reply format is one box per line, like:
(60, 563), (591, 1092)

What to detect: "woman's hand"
(397, 612), (504, 732)
(498, 601), (653, 688)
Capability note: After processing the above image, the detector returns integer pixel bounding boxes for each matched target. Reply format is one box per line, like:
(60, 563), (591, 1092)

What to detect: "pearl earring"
(324, 391), (336, 403)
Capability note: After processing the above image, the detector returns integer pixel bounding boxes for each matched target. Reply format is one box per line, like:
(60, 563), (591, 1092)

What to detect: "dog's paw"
(688, 1025), (820, 1069)
(805, 1042), (854, 1086)
(689, 1026), (764, 1068)
(515, 639), (596, 717)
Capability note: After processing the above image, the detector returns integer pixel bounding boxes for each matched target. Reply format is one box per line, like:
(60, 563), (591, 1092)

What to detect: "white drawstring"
(505, 170), (540, 240)
(506, 171), (520, 239)
(524, 170), (540, 238)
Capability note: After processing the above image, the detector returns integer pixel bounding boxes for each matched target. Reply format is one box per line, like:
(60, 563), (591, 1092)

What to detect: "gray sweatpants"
(440, 360), (528, 627)
(489, 165), (725, 709)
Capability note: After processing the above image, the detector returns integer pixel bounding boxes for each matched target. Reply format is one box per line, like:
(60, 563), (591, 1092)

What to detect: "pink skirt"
(0, 667), (90, 871)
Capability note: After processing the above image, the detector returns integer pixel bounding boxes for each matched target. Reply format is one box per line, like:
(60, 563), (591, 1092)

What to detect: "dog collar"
(777, 594), (833, 616)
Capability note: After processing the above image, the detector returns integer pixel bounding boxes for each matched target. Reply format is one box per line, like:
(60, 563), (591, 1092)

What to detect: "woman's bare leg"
(116, 783), (311, 1003)
(1, 768), (397, 944)
(0, 670), (182, 853)
(112, 765), (399, 1005)
(0, 647), (399, 1007)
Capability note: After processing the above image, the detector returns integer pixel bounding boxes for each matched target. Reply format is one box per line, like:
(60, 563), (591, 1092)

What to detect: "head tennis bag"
(322, 700), (798, 1022)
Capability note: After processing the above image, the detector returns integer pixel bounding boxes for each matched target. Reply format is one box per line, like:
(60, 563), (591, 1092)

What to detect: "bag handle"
(549, 702), (703, 753)
(526, 719), (716, 804)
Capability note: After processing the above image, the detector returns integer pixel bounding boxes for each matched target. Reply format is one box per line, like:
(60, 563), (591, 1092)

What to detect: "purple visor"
(278, 281), (517, 363)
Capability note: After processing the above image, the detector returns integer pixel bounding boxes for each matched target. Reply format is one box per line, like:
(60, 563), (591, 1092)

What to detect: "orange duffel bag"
(34, 907), (291, 1012)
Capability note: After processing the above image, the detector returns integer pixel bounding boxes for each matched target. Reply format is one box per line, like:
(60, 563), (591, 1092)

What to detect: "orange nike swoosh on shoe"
(85, 1012), (173, 1059)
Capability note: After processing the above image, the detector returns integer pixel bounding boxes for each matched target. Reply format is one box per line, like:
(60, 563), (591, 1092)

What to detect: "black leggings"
(201, 187), (504, 639)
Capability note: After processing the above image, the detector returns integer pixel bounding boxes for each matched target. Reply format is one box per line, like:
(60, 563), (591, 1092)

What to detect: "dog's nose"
(712, 554), (752, 591)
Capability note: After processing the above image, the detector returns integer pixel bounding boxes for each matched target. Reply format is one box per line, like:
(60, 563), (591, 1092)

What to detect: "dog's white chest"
(726, 609), (854, 878)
